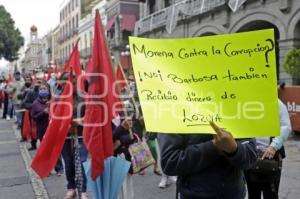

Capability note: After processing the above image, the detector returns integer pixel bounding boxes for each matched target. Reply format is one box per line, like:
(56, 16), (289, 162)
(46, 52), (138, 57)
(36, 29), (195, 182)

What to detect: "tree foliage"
(0, 5), (24, 61)
(283, 48), (300, 84)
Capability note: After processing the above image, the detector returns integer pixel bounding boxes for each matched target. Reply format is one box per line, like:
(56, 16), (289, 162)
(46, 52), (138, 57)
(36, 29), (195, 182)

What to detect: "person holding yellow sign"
(244, 98), (291, 199)
(158, 122), (257, 199)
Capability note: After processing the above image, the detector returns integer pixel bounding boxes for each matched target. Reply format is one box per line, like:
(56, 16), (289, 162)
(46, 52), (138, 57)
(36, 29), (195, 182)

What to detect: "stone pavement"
(0, 119), (35, 199)
(1, 113), (300, 199)
(0, 114), (175, 199)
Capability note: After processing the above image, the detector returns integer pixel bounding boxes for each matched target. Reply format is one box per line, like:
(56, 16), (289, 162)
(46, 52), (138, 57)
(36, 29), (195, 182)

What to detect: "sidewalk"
(0, 119), (35, 199)
(0, 113), (175, 199)
(1, 112), (299, 199)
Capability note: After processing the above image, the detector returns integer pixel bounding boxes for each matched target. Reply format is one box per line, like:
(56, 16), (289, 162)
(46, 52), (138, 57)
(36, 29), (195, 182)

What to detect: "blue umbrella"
(83, 156), (131, 199)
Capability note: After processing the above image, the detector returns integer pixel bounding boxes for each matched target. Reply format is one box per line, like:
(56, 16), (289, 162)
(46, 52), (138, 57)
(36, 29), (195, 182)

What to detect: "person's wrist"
(225, 142), (238, 156)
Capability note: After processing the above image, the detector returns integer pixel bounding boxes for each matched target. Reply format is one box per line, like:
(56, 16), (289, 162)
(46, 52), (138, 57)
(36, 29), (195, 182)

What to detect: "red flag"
(116, 63), (128, 89)
(83, 10), (120, 180)
(54, 65), (59, 75)
(7, 74), (13, 84)
(31, 82), (73, 179)
(43, 73), (47, 81)
(47, 66), (51, 80)
(64, 41), (81, 77)
(32, 74), (37, 84)
(85, 56), (93, 79)
(22, 110), (31, 139)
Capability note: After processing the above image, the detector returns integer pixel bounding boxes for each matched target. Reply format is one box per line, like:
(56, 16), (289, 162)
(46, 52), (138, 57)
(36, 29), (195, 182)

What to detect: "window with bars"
(149, 0), (156, 14)
(165, 0), (171, 7)
(76, 14), (79, 28)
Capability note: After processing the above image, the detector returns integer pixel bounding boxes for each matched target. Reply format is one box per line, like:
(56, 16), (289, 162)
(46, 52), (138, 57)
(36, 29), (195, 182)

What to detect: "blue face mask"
(39, 90), (49, 98)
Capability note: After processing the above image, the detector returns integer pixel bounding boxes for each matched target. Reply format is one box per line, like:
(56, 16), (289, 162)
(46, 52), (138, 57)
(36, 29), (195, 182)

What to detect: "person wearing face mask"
(38, 80), (65, 176)
(31, 85), (50, 142)
(17, 76), (33, 141)
(22, 80), (42, 150)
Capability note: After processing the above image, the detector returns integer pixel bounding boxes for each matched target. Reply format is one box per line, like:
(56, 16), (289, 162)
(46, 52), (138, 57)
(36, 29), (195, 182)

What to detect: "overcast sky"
(0, 0), (64, 42)
(0, 0), (65, 66)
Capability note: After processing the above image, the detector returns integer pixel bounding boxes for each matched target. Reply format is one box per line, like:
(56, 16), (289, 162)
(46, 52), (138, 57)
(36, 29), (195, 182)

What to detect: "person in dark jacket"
(59, 72), (88, 199)
(31, 85), (50, 141)
(159, 122), (257, 199)
(22, 80), (41, 150)
(18, 76), (33, 140)
(113, 118), (135, 171)
(113, 117), (136, 199)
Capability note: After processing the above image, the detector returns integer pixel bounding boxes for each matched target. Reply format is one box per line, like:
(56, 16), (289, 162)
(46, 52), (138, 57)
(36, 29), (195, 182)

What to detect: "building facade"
(37, 35), (50, 70)
(59, 0), (81, 64)
(78, 0), (107, 64)
(51, 25), (61, 65)
(23, 25), (41, 73)
(106, 0), (141, 69)
(135, 0), (300, 84)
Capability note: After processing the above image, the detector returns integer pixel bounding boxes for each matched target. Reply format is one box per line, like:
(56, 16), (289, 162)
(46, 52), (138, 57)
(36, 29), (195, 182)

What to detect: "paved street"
(0, 114), (300, 199)
(0, 114), (175, 199)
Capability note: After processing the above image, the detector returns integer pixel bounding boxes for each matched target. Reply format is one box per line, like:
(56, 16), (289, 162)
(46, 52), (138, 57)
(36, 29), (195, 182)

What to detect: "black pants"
(2, 98), (8, 118)
(245, 170), (281, 199)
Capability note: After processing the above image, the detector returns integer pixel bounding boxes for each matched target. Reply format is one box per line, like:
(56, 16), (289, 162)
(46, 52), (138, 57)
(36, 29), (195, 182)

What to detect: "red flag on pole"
(116, 63), (128, 89)
(31, 74), (36, 84)
(54, 65), (59, 75)
(31, 82), (73, 179)
(85, 56), (93, 80)
(22, 110), (37, 141)
(83, 10), (120, 180)
(7, 74), (13, 84)
(64, 41), (82, 77)
(47, 66), (51, 80)
(43, 73), (47, 81)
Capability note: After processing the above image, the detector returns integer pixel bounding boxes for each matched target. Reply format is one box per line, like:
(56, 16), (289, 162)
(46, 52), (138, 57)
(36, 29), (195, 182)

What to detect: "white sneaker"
(169, 176), (177, 184)
(6, 116), (10, 121)
(81, 192), (88, 199)
(158, 176), (169, 189)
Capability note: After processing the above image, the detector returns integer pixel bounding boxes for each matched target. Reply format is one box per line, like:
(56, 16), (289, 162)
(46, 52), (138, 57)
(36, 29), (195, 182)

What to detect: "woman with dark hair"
(58, 72), (88, 199)
(31, 84), (50, 141)
(22, 80), (41, 150)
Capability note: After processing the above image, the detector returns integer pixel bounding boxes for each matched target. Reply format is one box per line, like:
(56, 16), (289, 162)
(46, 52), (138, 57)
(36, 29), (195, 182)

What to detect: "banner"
(129, 29), (280, 138)
(279, 86), (300, 133)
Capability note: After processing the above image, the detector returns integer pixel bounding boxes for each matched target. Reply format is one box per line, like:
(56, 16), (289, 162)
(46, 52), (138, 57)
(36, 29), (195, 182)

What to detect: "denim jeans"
(7, 99), (13, 118)
(62, 139), (88, 192)
(13, 103), (22, 127)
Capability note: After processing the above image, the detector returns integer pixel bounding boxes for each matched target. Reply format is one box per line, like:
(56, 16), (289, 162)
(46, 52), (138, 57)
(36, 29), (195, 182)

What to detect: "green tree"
(283, 48), (300, 85)
(0, 5), (24, 61)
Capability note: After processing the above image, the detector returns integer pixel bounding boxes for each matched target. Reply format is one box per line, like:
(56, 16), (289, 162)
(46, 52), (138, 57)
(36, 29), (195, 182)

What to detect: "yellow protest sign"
(129, 29), (280, 138)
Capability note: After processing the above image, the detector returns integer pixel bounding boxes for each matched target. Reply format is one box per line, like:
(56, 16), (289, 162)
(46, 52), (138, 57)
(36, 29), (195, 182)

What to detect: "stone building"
(23, 25), (41, 73)
(58, 0), (81, 64)
(106, 0), (141, 70)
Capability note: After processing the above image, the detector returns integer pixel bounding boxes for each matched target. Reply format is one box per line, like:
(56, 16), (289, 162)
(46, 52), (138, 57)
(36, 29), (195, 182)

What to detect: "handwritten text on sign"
(129, 29), (280, 138)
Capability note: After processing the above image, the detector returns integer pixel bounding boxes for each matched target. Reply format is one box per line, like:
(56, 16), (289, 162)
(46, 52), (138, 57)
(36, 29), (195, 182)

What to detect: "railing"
(135, 0), (228, 35)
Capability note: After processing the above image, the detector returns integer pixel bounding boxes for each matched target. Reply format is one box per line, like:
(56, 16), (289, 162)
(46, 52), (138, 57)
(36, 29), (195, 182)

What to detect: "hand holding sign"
(130, 29), (280, 138)
(210, 121), (237, 154)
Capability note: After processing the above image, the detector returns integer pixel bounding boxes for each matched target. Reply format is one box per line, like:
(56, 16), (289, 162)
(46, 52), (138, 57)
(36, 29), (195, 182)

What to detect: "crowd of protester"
(0, 71), (292, 199)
